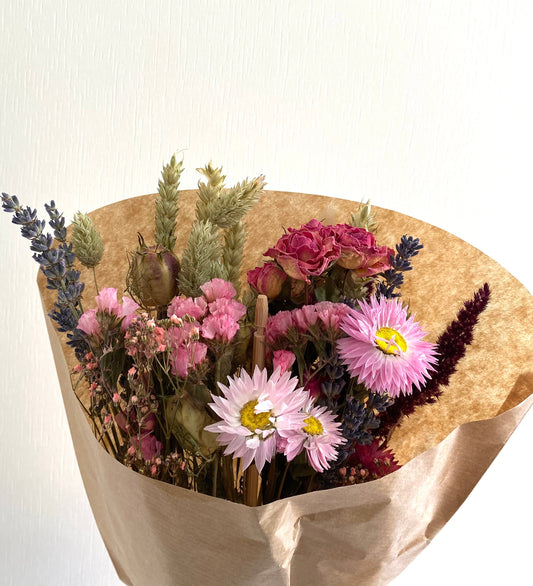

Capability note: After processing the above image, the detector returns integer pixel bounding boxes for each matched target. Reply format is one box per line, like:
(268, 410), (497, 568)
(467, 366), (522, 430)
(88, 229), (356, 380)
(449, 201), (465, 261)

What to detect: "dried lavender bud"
(377, 235), (423, 299)
(1, 192), (85, 353)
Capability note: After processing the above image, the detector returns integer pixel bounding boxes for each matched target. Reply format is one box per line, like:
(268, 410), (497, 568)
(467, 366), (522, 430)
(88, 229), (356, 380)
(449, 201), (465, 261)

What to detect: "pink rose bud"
(263, 220), (341, 282)
(247, 262), (287, 298)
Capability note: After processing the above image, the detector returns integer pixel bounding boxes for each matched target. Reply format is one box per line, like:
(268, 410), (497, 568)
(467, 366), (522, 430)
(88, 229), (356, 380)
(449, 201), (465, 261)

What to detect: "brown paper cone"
(38, 191), (533, 586)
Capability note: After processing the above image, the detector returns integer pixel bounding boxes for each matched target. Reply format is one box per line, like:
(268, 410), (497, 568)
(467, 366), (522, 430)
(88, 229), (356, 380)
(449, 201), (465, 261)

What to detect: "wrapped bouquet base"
(39, 191), (533, 586)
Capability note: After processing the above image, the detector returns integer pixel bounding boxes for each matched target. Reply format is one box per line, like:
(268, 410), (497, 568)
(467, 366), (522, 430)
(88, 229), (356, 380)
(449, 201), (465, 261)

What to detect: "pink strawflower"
(200, 278), (236, 302)
(205, 367), (309, 472)
(272, 350), (296, 374)
(337, 296), (438, 397)
(279, 402), (346, 472)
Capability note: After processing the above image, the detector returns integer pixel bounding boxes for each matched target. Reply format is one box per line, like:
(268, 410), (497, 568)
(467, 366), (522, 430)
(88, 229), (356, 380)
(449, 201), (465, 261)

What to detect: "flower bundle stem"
(244, 295), (268, 507)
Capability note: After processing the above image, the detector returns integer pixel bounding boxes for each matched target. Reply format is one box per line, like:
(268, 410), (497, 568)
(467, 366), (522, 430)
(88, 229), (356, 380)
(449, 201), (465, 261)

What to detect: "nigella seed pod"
(126, 233), (180, 309)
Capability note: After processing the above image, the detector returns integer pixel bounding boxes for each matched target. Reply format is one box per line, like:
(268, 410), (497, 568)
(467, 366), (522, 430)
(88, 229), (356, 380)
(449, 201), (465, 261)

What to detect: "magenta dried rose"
(332, 224), (394, 276)
(264, 220), (341, 282)
(247, 262), (288, 298)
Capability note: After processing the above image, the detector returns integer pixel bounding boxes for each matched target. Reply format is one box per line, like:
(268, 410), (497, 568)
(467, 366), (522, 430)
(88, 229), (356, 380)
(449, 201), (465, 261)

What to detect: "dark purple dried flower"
(378, 283), (491, 437)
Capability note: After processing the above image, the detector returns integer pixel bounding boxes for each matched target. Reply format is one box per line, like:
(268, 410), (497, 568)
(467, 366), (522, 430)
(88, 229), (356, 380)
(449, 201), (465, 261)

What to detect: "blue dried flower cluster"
(377, 235), (423, 298)
(2, 193), (86, 357)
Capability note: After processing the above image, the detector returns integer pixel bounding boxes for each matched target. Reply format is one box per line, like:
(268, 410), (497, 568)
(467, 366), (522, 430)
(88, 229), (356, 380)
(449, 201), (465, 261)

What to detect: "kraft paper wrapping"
(38, 191), (533, 586)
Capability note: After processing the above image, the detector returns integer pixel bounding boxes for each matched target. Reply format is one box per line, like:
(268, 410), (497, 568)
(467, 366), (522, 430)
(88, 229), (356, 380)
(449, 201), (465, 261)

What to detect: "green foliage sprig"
(155, 154), (183, 251)
(179, 164), (265, 297)
(71, 212), (104, 269)
(222, 220), (246, 296)
(350, 200), (378, 233)
(179, 220), (225, 296)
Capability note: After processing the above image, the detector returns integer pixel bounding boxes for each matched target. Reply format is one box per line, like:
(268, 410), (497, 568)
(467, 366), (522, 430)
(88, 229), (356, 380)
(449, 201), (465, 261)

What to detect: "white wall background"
(0, 1), (531, 585)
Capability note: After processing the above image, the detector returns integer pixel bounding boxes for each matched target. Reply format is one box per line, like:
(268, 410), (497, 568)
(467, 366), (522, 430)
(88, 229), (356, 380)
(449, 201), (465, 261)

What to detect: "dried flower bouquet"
(3, 156), (532, 585)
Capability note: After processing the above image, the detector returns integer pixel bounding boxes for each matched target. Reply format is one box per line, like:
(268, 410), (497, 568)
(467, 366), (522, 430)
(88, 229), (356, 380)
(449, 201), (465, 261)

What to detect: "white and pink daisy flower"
(279, 402), (346, 473)
(337, 296), (438, 397)
(205, 367), (309, 472)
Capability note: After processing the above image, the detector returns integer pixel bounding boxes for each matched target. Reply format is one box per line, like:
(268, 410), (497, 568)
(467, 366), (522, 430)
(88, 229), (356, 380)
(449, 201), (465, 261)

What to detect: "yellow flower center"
(302, 415), (324, 436)
(375, 326), (407, 355)
(240, 400), (272, 433)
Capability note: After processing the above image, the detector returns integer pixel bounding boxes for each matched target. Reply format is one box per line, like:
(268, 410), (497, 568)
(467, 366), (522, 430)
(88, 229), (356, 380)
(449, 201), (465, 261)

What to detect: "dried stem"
(244, 295), (268, 506)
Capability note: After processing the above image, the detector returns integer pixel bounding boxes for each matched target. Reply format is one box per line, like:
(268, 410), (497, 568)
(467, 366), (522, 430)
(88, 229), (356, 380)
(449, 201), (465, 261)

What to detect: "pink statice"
(201, 313), (240, 342)
(292, 305), (319, 331)
(314, 301), (351, 330)
(266, 310), (294, 345)
(337, 296), (438, 397)
(205, 367), (309, 472)
(272, 350), (296, 374)
(120, 296), (140, 329)
(207, 297), (247, 321)
(279, 402), (346, 473)
(169, 341), (208, 378)
(167, 295), (207, 320)
(78, 288), (139, 336)
(200, 278), (236, 302)
(77, 308), (100, 336)
(95, 287), (122, 314)
(166, 323), (207, 378)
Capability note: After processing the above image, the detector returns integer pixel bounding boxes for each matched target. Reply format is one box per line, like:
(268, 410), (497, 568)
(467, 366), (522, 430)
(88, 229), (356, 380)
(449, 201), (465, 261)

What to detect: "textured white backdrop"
(0, 2), (531, 585)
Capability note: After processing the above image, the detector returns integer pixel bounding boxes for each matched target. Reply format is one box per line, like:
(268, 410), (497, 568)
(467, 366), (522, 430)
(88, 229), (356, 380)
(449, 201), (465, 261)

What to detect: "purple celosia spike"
(377, 283), (491, 437)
